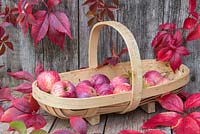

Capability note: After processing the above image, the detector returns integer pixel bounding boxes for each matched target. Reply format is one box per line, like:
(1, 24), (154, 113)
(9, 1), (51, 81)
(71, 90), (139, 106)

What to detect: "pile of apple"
(36, 70), (169, 98)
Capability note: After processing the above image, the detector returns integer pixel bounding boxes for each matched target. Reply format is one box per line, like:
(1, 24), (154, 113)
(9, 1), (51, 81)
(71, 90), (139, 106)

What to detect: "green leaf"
(10, 121), (27, 134)
(30, 129), (48, 134)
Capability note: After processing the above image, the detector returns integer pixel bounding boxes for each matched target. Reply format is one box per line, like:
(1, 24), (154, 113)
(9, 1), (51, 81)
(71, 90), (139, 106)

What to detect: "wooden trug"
(32, 21), (190, 125)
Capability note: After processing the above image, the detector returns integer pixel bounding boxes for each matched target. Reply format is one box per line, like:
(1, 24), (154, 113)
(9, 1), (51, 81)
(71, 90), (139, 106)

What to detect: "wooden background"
(1, 0), (200, 93)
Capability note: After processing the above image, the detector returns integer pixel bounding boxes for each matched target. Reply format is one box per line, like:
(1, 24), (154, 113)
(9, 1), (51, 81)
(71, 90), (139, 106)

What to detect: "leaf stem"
(41, 0), (48, 8)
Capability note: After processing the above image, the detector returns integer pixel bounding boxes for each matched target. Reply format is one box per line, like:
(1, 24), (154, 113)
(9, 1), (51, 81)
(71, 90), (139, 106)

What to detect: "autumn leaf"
(12, 98), (32, 113)
(14, 82), (32, 94)
(173, 116), (200, 134)
(158, 94), (183, 113)
(184, 92), (200, 111)
(186, 24), (200, 41)
(142, 112), (181, 129)
(0, 87), (14, 101)
(69, 117), (87, 134)
(1, 107), (24, 122)
(8, 71), (35, 82)
(183, 17), (197, 29)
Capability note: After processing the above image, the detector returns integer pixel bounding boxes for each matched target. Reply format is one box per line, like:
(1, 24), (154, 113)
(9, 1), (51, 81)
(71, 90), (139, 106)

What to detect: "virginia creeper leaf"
(144, 130), (165, 134)
(142, 112), (181, 129)
(29, 95), (40, 112)
(12, 98), (32, 113)
(183, 17), (197, 29)
(69, 117), (87, 134)
(29, 114), (46, 129)
(10, 121), (27, 134)
(0, 87), (14, 101)
(49, 11), (72, 38)
(186, 24), (200, 41)
(188, 0), (196, 13)
(8, 71), (35, 82)
(0, 26), (5, 38)
(158, 94), (184, 113)
(169, 52), (182, 72)
(0, 106), (3, 119)
(173, 116), (200, 134)
(189, 112), (200, 126)
(47, 23), (65, 50)
(118, 130), (142, 134)
(159, 23), (176, 30)
(184, 92), (200, 111)
(14, 82), (32, 94)
(34, 63), (44, 78)
(47, 0), (61, 9)
(52, 130), (76, 134)
(1, 107), (24, 122)
(31, 12), (49, 46)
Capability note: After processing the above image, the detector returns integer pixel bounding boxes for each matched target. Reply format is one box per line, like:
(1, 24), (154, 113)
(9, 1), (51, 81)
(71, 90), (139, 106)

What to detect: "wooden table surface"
(0, 104), (172, 134)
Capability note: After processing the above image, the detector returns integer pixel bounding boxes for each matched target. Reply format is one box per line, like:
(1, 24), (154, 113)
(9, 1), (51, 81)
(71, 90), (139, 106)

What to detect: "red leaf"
(159, 23), (176, 30)
(0, 45), (6, 55)
(14, 82), (32, 93)
(184, 92), (200, 111)
(34, 63), (44, 78)
(52, 130), (76, 134)
(69, 117), (87, 134)
(12, 98), (32, 113)
(144, 130), (165, 134)
(188, 0), (196, 13)
(157, 94), (184, 113)
(169, 53), (182, 72)
(112, 0), (119, 5)
(178, 90), (191, 100)
(29, 95), (40, 112)
(0, 106), (3, 119)
(15, 114), (33, 128)
(176, 46), (189, 56)
(173, 30), (183, 46)
(118, 130), (142, 134)
(189, 112), (200, 126)
(183, 17), (197, 29)
(186, 24), (200, 41)
(157, 47), (173, 61)
(0, 87), (14, 101)
(49, 11), (72, 38)
(5, 42), (14, 50)
(47, 0), (61, 9)
(16, 114), (46, 129)
(31, 12), (49, 46)
(142, 112), (181, 129)
(1, 107), (24, 122)
(47, 24), (65, 50)
(173, 116), (200, 134)
(0, 26), (5, 38)
(8, 71), (35, 82)
(28, 114), (46, 129)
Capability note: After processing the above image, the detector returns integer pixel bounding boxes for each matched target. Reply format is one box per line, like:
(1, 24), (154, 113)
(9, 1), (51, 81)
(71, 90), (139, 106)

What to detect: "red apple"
(90, 74), (110, 88)
(76, 80), (92, 87)
(110, 76), (129, 88)
(113, 83), (131, 94)
(76, 85), (97, 98)
(51, 80), (76, 98)
(37, 70), (60, 92)
(95, 83), (114, 96)
(143, 70), (168, 86)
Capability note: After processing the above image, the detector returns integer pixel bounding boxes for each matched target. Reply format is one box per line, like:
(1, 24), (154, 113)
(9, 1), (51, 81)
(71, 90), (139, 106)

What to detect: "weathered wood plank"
(104, 105), (171, 134)
(50, 115), (106, 133)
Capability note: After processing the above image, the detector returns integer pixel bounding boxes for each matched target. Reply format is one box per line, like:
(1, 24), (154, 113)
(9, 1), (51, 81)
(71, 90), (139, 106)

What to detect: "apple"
(113, 83), (131, 94)
(76, 80), (92, 87)
(76, 85), (97, 98)
(95, 83), (114, 96)
(143, 70), (169, 86)
(110, 76), (129, 88)
(51, 80), (76, 98)
(37, 70), (60, 92)
(90, 74), (110, 88)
